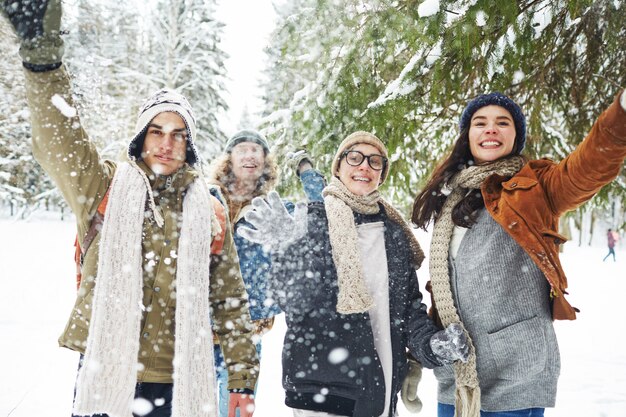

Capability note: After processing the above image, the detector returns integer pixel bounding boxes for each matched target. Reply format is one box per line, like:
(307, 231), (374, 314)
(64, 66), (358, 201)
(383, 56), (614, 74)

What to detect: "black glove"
(430, 322), (470, 364)
(2, 0), (64, 70)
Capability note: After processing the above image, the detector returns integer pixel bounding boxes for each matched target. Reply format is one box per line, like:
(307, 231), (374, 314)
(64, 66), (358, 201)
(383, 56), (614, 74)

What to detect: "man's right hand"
(2, 0), (64, 69)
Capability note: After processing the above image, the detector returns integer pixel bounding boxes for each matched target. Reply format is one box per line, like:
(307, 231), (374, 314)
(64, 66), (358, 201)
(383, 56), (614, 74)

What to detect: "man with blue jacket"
(209, 130), (324, 416)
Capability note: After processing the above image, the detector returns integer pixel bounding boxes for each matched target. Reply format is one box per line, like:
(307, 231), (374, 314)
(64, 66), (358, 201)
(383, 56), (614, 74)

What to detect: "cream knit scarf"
(73, 162), (218, 417)
(429, 156), (525, 417)
(323, 177), (425, 314)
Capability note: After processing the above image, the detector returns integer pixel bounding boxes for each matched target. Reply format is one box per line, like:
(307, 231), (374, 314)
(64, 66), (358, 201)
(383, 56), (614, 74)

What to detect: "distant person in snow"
(239, 131), (470, 417)
(603, 228), (620, 262)
(1, 1), (259, 416)
(208, 130), (325, 417)
(411, 91), (626, 417)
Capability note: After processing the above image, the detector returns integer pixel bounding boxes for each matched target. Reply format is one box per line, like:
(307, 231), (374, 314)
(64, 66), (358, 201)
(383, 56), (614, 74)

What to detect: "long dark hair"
(411, 127), (486, 230)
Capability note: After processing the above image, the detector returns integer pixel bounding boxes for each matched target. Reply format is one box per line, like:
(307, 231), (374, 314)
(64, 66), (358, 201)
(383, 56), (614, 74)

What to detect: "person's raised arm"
(2, 0), (112, 233)
(287, 149), (326, 203)
(541, 90), (626, 216)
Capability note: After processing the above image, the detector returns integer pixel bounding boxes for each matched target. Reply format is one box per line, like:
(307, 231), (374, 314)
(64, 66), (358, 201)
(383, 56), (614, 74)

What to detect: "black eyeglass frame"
(340, 150), (388, 171)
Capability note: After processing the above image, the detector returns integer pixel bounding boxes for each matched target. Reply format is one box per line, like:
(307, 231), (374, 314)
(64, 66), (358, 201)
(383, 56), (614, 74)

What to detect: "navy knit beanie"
(459, 92), (526, 154)
(224, 129), (270, 154)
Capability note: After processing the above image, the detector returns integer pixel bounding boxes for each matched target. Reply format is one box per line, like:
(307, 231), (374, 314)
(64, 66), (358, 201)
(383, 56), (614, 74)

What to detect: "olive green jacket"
(25, 66), (258, 389)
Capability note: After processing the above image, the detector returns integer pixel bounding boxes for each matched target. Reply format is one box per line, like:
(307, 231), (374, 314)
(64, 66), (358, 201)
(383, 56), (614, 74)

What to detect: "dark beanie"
(224, 129), (270, 154)
(459, 92), (526, 154)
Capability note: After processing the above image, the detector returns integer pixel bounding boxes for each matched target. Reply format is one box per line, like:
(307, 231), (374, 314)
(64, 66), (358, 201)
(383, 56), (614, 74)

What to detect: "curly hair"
(208, 152), (279, 201)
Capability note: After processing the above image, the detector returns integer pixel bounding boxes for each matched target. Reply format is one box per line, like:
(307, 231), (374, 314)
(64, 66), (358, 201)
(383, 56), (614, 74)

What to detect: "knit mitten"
(401, 359), (423, 413)
(237, 191), (307, 253)
(2, 0), (64, 70)
(430, 322), (470, 364)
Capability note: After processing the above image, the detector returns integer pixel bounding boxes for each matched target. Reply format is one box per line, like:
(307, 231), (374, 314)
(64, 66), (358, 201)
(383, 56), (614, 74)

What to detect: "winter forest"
(1, 0), (626, 416)
(1, 0), (625, 238)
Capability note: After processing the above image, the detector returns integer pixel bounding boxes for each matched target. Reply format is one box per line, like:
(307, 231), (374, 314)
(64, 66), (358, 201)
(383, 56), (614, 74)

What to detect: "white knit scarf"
(323, 177), (424, 314)
(429, 156), (525, 417)
(73, 162), (218, 417)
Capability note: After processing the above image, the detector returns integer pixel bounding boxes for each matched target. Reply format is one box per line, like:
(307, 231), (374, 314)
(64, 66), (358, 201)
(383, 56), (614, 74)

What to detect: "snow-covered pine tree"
(138, 0), (229, 158)
(0, 0), (229, 215)
(64, 0), (145, 160)
(0, 20), (60, 216)
(260, 0), (626, 215)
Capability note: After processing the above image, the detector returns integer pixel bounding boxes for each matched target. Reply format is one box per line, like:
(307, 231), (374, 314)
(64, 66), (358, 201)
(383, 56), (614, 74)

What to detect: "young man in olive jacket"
(2, 1), (258, 416)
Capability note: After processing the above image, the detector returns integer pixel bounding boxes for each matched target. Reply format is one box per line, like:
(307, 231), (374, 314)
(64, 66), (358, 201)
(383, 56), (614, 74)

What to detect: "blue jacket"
(233, 169), (325, 321)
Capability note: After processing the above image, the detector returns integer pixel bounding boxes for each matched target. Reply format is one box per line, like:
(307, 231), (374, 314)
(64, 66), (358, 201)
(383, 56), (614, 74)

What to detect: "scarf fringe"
(454, 385), (481, 417)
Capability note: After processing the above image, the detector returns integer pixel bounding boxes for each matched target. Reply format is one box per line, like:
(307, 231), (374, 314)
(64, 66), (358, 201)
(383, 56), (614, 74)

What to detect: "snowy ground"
(1, 213), (625, 417)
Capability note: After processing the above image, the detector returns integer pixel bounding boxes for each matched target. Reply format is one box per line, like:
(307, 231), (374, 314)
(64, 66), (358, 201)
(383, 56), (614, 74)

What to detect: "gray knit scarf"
(323, 177), (424, 314)
(73, 162), (219, 417)
(429, 156), (525, 417)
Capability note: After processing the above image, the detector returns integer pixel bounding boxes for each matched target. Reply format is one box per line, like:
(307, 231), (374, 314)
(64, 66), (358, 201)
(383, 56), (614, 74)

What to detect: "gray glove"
(400, 359), (423, 413)
(430, 322), (470, 364)
(2, 0), (64, 68)
(286, 149), (314, 177)
(237, 191), (308, 253)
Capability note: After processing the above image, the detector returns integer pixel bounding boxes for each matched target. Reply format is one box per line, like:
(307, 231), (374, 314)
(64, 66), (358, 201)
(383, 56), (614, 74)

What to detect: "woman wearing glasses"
(239, 131), (469, 417)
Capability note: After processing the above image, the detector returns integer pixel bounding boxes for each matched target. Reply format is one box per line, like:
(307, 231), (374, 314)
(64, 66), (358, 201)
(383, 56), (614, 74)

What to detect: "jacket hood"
(128, 89), (199, 165)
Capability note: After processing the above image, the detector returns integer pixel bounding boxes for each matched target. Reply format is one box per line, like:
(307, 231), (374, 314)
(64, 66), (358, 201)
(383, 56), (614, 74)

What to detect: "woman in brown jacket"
(411, 91), (626, 417)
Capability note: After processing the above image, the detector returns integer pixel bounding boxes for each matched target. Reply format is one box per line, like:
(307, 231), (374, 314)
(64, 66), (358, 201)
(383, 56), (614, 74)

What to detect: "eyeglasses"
(340, 150), (387, 171)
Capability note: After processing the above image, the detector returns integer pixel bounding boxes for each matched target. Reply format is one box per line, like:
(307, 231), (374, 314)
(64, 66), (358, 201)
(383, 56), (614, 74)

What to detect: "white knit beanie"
(128, 89), (199, 165)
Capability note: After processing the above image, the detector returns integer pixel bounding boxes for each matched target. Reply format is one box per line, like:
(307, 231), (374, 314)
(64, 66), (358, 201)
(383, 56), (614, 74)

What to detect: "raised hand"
(2, 0), (64, 68)
(237, 191), (307, 253)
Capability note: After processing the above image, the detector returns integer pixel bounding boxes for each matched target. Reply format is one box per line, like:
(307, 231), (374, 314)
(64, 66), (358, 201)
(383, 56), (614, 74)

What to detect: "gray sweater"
(434, 209), (560, 411)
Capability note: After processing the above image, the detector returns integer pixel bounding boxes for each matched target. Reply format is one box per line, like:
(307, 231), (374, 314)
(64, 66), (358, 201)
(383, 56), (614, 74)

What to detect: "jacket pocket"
(487, 316), (546, 380)
(541, 229), (568, 245)
(502, 177), (538, 191)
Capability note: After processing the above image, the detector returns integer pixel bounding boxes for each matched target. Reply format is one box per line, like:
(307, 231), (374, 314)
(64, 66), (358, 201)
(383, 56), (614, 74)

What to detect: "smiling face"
(337, 143), (384, 196)
(231, 141), (266, 184)
(468, 105), (517, 164)
(141, 112), (188, 176)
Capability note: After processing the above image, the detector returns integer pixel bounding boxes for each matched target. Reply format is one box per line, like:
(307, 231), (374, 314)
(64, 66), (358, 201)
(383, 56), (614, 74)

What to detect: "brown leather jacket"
(480, 91), (626, 320)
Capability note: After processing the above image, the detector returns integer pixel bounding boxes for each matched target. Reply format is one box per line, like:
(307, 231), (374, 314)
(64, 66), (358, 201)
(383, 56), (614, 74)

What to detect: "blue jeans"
(214, 342), (262, 417)
(438, 403), (545, 417)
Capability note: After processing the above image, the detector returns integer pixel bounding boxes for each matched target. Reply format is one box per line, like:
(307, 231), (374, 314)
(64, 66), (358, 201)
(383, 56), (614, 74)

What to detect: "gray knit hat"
(224, 129), (270, 154)
(128, 89), (199, 165)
